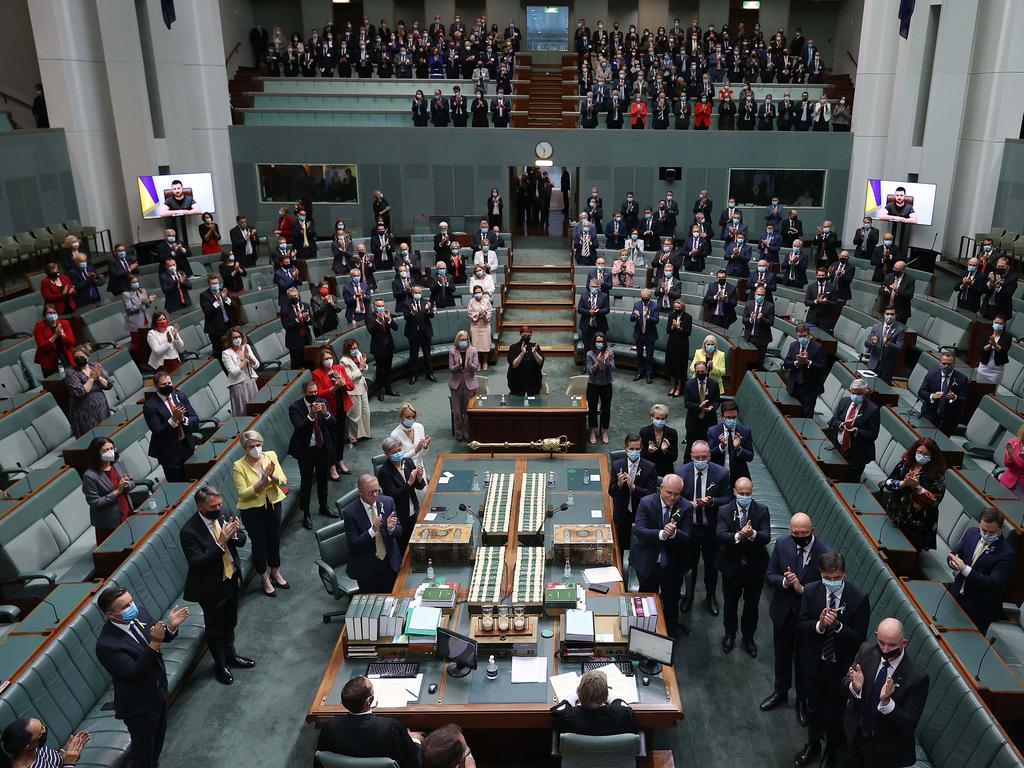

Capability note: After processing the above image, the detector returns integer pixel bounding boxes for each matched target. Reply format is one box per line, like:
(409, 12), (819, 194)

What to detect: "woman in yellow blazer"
(233, 429), (289, 597)
(689, 334), (727, 390)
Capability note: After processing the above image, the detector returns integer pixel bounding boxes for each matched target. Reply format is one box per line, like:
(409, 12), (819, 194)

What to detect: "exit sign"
(742, 1), (761, 8)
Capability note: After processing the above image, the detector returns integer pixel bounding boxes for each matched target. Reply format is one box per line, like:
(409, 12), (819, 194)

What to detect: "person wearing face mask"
(620, 192), (640, 231)
(312, 347), (355, 479)
(683, 358), (722, 463)
(446, 330), (479, 443)
(507, 325), (545, 396)
(486, 188), (503, 229)
(701, 271), (737, 330)
(156, 229), (194, 276)
(33, 303), (76, 377)
(311, 280), (342, 337)
(221, 329), (260, 414)
(763, 196), (784, 230)
(82, 437), (135, 544)
(976, 313), (1013, 385)
(840, 618), (929, 768)
(746, 259), (778, 300)
(220, 251), (248, 302)
(708, 400), (754, 484)
(780, 240), (809, 289)
(916, 351), (967, 435)
(781, 209), (804, 248)
(389, 403), (432, 504)
(578, 279), (610, 354)
(40, 261), (77, 314)
(337, 339), (371, 442)
(65, 344), (113, 436)
(782, 324), (826, 416)
(1, 717), (91, 768)
(742, 286), (775, 366)
(794, 553), (870, 768)
(144, 371), (199, 481)
(804, 268), (837, 330)
(761, 514), (833, 722)
(377, 436), (427, 555)
(95, 585), (188, 768)
(662, 299), (693, 397)
(827, 379), (880, 482)
(367, 299), (400, 402)
(232, 430), (289, 597)
(229, 214), (259, 267)
(716, 476), (771, 656)
(473, 240), (499, 274)
(69, 252), (104, 308)
(608, 434), (658, 560)
(274, 253), (303, 310)
(637, 403), (679, 477)
(604, 212), (627, 250)
(629, 289), (660, 384)
(344, 267), (374, 325)
(288, 380), (337, 530)
(159, 257), (193, 315)
(947, 508), (1017, 633)
(690, 334), (726, 390)
(403, 284), (436, 384)
(863, 309), (905, 384)
(107, 243), (139, 296)
(371, 222), (396, 271)
(870, 234), (899, 283)
(724, 229), (752, 278)
(580, 91), (599, 128)
(198, 213), (221, 256)
(981, 256), (1018, 321)
(411, 89), (429, 126)
(852, 216), (879, 264)
(813, 219), (839, 266)
(584, 332), (615, 444)
(955, 257), (984, 313)
(825, 249), (855, 304)
(199, 275), (233, 352)
(281, 287), (312, 370)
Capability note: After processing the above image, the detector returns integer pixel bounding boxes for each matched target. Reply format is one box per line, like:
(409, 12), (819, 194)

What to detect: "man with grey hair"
(376, 436), (426, 553)
(577, 277), (610, 352)
(827, 379), (879, 482)
(342, 474), (402, 591)
(551, 669), (637, 736)
(433, 221), (453, 263)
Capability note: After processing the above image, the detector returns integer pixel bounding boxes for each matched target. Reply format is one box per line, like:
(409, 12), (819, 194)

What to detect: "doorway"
(727, 1), (759, 37)
(332, 2), (365, 30)
(508, 166), (577, 237)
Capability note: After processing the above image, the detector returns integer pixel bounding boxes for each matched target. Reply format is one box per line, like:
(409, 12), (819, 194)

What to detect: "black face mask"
(74, 357), (88, 368)
(877, 644), (902, 662)
(290, 296), (300, 304)
(792, 534), (812, 547)
(718, 279), (727, 285)
(305, 394), (318, 404)
(200, 508), (221, 521)
(48, 271), (59, 279)
(157, 384), (174, 396)
(521, 336), (531, 344)
(696, 372), (708, 381)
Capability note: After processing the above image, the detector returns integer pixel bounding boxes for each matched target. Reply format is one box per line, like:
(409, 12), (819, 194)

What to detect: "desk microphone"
(931, 583), (952, 622)
(538, 502), (569, 534)
(975, 636), (997, 681)
(39, 598), (60, 626)
(457, 503), (481, 519)
(851, 482), (865, 512)
(904, 393), (923, 419)
(877, 516), (891, 549)
(15, 463), (31, 494)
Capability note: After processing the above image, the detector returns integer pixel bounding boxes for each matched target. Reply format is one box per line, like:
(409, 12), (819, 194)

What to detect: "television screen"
(138, 172), (215, 220)
(863, 179), (936, 226)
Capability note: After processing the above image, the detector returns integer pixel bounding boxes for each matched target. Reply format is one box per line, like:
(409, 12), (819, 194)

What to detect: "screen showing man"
(139, 172), (215, 219)
(864, 180), (935, 225)
(158, 179), (201, 216)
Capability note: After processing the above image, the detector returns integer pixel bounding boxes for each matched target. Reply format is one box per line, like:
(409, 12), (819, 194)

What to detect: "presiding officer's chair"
(553, 732), (644, 768)
(314, 520), (360, 624)
(314, 752), (398, 768)
(565, 375), (588, 397)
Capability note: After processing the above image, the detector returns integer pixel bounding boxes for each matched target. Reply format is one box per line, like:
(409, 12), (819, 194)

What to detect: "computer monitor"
(628, 626), (675, 676)
(436, 627), (478, 678)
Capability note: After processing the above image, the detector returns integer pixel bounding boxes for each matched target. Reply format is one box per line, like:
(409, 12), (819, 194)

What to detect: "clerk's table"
(466, 394), (587, 449)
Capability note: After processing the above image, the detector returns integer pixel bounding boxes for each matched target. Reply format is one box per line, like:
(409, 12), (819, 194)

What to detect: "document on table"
(549, 671), (581, 703)
(583, 566), (623, 584)
(371, 674), (424, 708)
(511, 655), (548, 684)
(594, 664), (639, 704)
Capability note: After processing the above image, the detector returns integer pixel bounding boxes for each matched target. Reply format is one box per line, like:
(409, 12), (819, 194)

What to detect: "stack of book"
(420, 584), (458, 611)
(618, 595), (659, 635)
(561, 608), (596, 659)
(344, 595), (412, 643)
(544, 584), (580, 615)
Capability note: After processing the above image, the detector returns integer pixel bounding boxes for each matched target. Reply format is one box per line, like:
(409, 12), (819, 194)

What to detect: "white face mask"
(248, 446), (263, 459)
(322, 358), (334, 368)
(100, 450), (116, 463)
(232, 337), (242, 348)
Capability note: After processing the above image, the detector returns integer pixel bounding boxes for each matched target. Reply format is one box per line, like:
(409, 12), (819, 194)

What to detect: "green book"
(421, 586), (456, 607)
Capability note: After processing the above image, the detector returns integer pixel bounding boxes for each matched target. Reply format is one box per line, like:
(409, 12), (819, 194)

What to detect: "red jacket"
(311, 364), (354, 414)
(33, 319), (76, 370)
(629, 101), (647, 126)
(276, 214), (295, 242)
(694, 101), (713, 128)
(40, 275), (77, 314)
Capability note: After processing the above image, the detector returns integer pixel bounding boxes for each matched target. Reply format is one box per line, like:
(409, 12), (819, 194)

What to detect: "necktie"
(220, 295), (229, 323)
(176, 277), (186, 305)
(818, 283), (825, 297)
(694, 470), (704, 524)
(861, 661), (892, 736)
(129, 622), (149, 646)
(312, 407), (325, 449)
(941, 373), (950, 393)
(841, 403), (857, 451)
(373, 503), (387, 560)
(582, 236), (591, 258)
(736, 505), (747, 527)
(211, 520), (236, 579)
(725, 430), (733, 471)
(302, 225), (309, 248)
(641, 305), (647, 333)
(355, 288), (365, 315)
(659, 505), (671, 565)
(822, 592), (837, 662)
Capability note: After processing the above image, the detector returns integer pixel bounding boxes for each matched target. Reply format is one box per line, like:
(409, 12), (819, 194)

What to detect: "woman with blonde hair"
(448, 330), (479, 442)
(390, 402), (432, 504)
(232, 430), (289, 596)
(466, 284), (493, 370)
(689, 334), (726, 390)
(340, 337), (370, 442)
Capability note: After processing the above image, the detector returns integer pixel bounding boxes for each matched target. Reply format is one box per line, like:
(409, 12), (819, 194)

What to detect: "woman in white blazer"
(146, 310), (185, 373)
(221, 328), (261, 415)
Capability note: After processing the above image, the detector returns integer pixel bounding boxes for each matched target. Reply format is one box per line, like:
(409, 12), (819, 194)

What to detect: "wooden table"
(245, 370), (303, 416)
(467, 394), (588, 450)
(851, 513), (918, 576)
(307, 453), (684, 742)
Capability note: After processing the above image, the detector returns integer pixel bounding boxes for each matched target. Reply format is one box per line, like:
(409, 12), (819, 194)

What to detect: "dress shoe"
(706, 597), (720, 616)
(302, 513), (313, 531)
(633, 372), (643, 381)
(426, 373), (438, 382)
(680, 596), (693, 613)
(743, 639), (758, 658)
(796, 699), (808, 726)
(646, 377), (653, 384)
(273, 578), (290, 589)
(319, 508), (340, 518)
(793, 741), (821, 767)
(262, 586), (277, 598)
(214, 667), (234, 685)
(759, 691), (788, 711)
(385, 389), (400, 397)
(722, 635), (735, 653)
(377, 393), (385, 402)
(227, 654), (256, 669)
(408, 376), (417, 385)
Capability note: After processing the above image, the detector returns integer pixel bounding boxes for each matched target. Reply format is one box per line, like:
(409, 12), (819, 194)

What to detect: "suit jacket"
(766, 535), (833, 624)
(982, 272), (1018, 319)
(287, 396), (336, 458)
(291, 220), (318, 258)
(317, 712), (420, 768)
(708, 423), (754, 482)
(701, 282), (737, 326)
(955, 271), (984, 313)
(871, 244), (900, 282)
(638, 425), (679, 478)
(281, 300), (312, 352)
(780, 250), (809, 288)
(949, 527), (1018, 630)
(674, 461), (732, 528)
(842, 643), (929, 768)
(682, 235), (711, 271)
(342, 495), (403, 581)
(180, 510), (245, 604)
(577, 291), (610, 333)
(274, 267), (302, 307)
(607, 457), (658, 527)
(343, 282), (372, 322)
(143, 390), (199, 465)
(782, 217), (804, 247)
(630, 300), (660, 341)
(376, 457), (424, 524)
(917, 367), (967, 429)
(798, 580), (870, 675)
(586, 267), (613, 293)
(979, 332), (1013, 368)
(804, 280), (837, 327)
(367, 312), (398, 356)
(551, 700), (636, 737)
(229, 225), (258, 264)
(880, 272), (915, 319)
(828, 260), (856, 300)
(107, 253), (136, 295)
(747, 270), (778, 297)
(828, 396), (880, 465)
(159, 271), (191, 312)
(630, 493), (693, 579)
(683, 376), (721, 432)
(199, 288), (232, 336)
(742, 299), (775, 347)
(865, 321), (905, 382)
(403, 299), (435, 340)
(430, 280), (456, 309)
(654, 278), (683, 311)
(391, 276), (414, 313)
(433, 232), (454, 261)
(448, 347), (479, 391)
(156, 243), (194, 275)
(852, 226), (879, 260)
(715, 499), (771, 577)
(724, 242), (752, 278)
(95, 606), (178, 720)
(783, 339), (827, 397)
(82, 461), (131, 529)
(604, 220), (627, 249)
(758, 232), (782, 263)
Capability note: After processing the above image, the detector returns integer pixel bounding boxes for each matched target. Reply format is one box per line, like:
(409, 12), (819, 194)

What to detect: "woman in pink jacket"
(999, 425), (1024, 498)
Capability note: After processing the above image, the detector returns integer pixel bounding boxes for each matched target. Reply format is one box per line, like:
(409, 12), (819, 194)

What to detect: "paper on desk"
(583, 566), (623, 584)
(442, 471), (454, 479)
(549, 671), (581, 703)
(371, 674), (424, 708)
(594, 664), (640, 704)
(437, 476), (450, 485)
(589, 474), (601, 482)
(590, 509), (603, 519)
(511, 656), (548, 684)
(424, 512), (438, 521)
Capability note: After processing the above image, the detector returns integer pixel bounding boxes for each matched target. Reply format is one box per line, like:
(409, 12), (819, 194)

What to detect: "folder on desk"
(406, 605), (442, 637)
(565, 609), (595, 643)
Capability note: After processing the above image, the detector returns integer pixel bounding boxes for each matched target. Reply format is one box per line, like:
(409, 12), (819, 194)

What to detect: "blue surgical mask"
(595, 342), (605, 350)
(652, 418), (666, 428)
(438, 268), (447, 275)
(375, 306), (386, 314)
(166, 236), (176, 244)
(353, 276), (362, 284)
(129, 282), (139, 290)
(736, 238), (745, 245)
(799, 336), (810, 346)
(45, 313), (58, 322)
(758, 266), (766, 273)
(458, 340), (468, 349)
(120, 602), (139, 623)
(401, 417), (415, 428)
(626, 449), (641, 462)
(968, 267), (977, 274)
(850, 393), (864, 404)
(822, 578), (844, 594)
(736, 494), (752, 508)
(755, 295), (764, 305)
(915, 452), (931, 465)
(792, 248), (800, 255)
(693, 459), (709, 471)
(993, 323), (1005, 332)
(390, 451), (406, 463)
(724, 417), (737, 429)
(705, 344), (716, 354)
(822, 227), (830, 233)
(211, 284), (221, 292)
(981, 531), (1000, 545)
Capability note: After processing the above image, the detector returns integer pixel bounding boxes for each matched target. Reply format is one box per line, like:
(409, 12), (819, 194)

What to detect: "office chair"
(313, 752), (398, 768)
(370, 453), (386, 475)
(314, 522), (360, 624)
(553, 732), (644, 768)
(565, 375), (588, 397)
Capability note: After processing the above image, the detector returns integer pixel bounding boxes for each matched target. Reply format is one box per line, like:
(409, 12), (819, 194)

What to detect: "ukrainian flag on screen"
(864, 179), (882, 216)
(138, 176), (160, 217)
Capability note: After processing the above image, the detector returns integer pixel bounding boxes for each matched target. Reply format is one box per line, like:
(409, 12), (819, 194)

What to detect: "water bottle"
(563, 557), (572, 581)
(583, 472), (590, 487)
(547, 471), (555, 488)
(500, 393), (506, 406)
(483, 470), (491, 488)
(566, 487), (575, 506)
(57, 360), (65, 378)
(471, 471), (480, 492)
(426, 558), (435, 579)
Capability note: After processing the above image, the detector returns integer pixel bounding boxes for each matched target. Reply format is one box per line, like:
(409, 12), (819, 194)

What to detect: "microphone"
(457, 502), (481, 519)
(931, 582), (952, 622)
(877, 516), (890, 549)
(39, 598), (60, 626)
(975, 636), (997, 681)
(904, 393), (923, 419)
(851, 482), (864, 512)
(15, 463), (31, 494)
(538, 502), (569, 533)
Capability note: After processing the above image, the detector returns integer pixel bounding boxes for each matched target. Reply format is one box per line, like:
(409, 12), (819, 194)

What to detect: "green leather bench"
(0, 392), (73, 472)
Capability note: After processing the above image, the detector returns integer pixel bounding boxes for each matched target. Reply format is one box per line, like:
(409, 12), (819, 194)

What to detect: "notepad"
(549, 671), (581, 703)
(511, 656), (547, 684)
(372, 674), (424, 708)
(424, 512), (438, 521)
(583, 566), (623, 584)
(590, 509), (603, 519)
(589, 474), (601, 482)
(437, 476), (450, 484)
(406, 606), (442, 636)
(593, 663), (639, 704)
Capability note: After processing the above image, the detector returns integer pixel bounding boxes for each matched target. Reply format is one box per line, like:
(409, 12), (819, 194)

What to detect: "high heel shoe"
(262, 584), (277, 597)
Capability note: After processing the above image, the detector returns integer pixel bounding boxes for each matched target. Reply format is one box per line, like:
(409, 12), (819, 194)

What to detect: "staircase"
(228, 66), (261, 125)
(525, 66), (566, 128)
(500, 237), (577, 357)
(825, 72), (855, 105)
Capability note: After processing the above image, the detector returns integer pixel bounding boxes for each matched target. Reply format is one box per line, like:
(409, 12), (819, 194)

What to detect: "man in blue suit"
(158, 259), (191, 312)
(783, 324), (827, 417)
(947, 509), (1018, 633)
(682, 222), (711, 272)
(716, 476), (771, 656)
(608, 433), (658, 560)
(572, 212), (599, 265)
(758, 222), (782, 264)
(630, 289), (659, 383)
(586, 257), (613, 294)
(747, 259), (778, 299)
(342, 474), (403, 593)
(631, 474), (692, 636)
(761, 513), (832, 722)
(675, 440), (732, 616)
(604, 212), (627, 249)
(701, 270), (737, 329)
(96, 586), (189, 768)
(708, 401), (754, 483)
(143, 370), (199, 482)
(274, 254), (303, 310)
(724, 234), (752, 278)
(917, 350), (968, 435)
(577, 279), (610, 352)
(288, 379), (338, 530)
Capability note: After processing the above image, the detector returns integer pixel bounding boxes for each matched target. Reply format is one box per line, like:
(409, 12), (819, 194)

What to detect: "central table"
(307, 453), (684, 742)
(466, 394), (588, 450)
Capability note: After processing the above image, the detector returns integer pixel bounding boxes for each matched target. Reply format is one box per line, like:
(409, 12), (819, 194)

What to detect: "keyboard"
(366, 660), (420, 678)
(581, 658), (635, 677)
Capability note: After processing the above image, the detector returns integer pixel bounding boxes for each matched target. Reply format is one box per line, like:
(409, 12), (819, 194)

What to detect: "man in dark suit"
(179, 485), (255, 685)
(917, 351), (967, 435)
(784, 324), (827, 417)
(291, 209), (317, 259)
(947, 509), (1018, 632)
(758, 224), (782, 265)
(96, 587), (189, 768)
(782, 210), (804, 248)
(805, 267), (837, 330)
(630, 474), (692, 636)
(158, 259), (191, 312)
(608, 434), (658, 560)
(795, 552), (870, 768)
(763, 197), (783, 230)
(342, 474), (403, 592)
(683, 223), (711, 272)
(708, 401), (754, 484)
(716, 476), (771, 656)
(430, 263), (457, 309)
(654, 265), (683, 314)
(403, 286), (436, 384)
(676, 440), (732, 616)
(981, 256), (1018, 321)
(143, 371), (199, 482)
(577, 279), (610, 352)
(870, 235), (899, 283)
(724, 234), (752, 278)
(630, 290), (660, 383)
(742, 286), (775, 366)
(780, 241), (809, 289)
(392, 265), (415, 313)
(586, 258), (613, 294)
(319, 675), (421, 767)
(107, 244), (139, 296)
(371, 222), (396, 271)
(748, 260), (778, 298)
(864, 309), (905, 384)
(433, 222), (454, 263)
(274, 254), (303, 310)
(702, 270), (737, 329)
(249, 23), (269, 69)
(199, 274), (233, 351)
(879, 261), (915, 324)
(377, 438), (426, 554)
(288, 379), (338, 530)
(852, 218), (879, 263)
(693, 189), (713, 223)
(368, 299), (400, 401)
(229, 215), (259, 266)
(156, 231), (194, 275)
(551, 669), (637, 736)
(620, 193), (640, 232)
(828, 379), (880, 481)
(956, 257), (984, 313)
(761, 514), (832, 723)
(827, 249), (856, 302)
(813, 221), (840, 267)
(840, 619), (929, 768)
(684, 361), (721, 457)
(604, 213), (627, 249)
(69, 258), (103, 309)
(281, 286), (312, 370)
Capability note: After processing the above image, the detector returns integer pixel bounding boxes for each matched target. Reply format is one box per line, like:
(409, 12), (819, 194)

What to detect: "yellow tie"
(372, 505), (387, 560)
(211, 520), (236, 580)
(302, 226), (309, 248)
